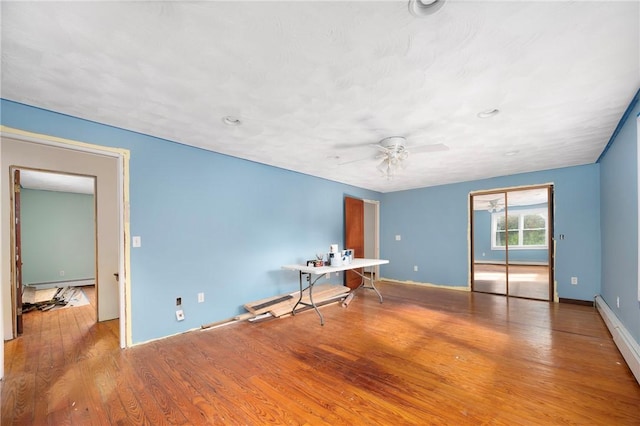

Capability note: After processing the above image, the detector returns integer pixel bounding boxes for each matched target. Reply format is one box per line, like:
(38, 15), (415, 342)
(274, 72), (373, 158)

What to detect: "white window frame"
(491, 208), (548, 250)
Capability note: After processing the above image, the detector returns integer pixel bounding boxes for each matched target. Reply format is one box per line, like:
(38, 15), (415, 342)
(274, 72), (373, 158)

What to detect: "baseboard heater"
(595, 295), (640, 384)
(27, 278), (95, 290)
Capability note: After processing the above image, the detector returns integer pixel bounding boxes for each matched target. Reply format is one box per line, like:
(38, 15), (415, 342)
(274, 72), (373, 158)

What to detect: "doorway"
(470, 185), (554, 301)
(13, 168), (98, 333)
(344, 196), (380, 288)
(1, 129), (129, 349)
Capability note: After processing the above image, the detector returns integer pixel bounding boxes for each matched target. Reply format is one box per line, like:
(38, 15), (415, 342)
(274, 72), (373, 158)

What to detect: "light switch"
(132, 236), (141, 247)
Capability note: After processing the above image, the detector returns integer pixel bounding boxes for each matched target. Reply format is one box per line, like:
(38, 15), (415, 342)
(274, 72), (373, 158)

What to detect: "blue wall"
(380, 164), (601, 301)
(599, 91), (640, 344)
(1, 100), (379, 343)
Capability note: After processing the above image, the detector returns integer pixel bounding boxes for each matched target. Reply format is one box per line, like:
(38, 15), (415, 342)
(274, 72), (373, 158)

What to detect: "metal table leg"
(352, 268), (383, 303)
(292, 271), (325, 325)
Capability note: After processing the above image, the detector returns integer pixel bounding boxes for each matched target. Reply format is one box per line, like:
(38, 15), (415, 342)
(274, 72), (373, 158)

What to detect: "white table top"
(282, 258), (389, 275)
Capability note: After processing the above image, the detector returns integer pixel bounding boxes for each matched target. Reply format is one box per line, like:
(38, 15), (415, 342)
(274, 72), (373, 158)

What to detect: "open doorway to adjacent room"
(12, 168), (98, 334)
(344, 197), (380, 288)
(2, 131), (128, 351)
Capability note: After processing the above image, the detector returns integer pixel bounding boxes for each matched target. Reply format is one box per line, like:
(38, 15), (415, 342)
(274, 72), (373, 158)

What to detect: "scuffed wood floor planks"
(3, 282), (640, 424)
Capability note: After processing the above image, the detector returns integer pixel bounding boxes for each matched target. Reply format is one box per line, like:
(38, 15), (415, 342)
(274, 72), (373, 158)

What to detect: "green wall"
(21, 189), (95, 285)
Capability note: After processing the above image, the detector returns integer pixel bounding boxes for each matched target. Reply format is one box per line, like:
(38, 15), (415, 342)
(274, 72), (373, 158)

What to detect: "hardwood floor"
(473, 263), (550, 300)
(3, 282), (640, 425)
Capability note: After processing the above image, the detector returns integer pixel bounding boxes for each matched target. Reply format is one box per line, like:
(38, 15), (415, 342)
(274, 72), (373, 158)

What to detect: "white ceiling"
(19, 170), (95, 195)
(2, 1), (639, 193)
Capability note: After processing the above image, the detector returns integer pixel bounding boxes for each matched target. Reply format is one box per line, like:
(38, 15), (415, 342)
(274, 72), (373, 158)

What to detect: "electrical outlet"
(325, 273), (330, 279)
(395, 235), (401, 241)
(571, 277), (578, 285)
(198, 292), (205, 303)
(414, 265), (418, 272)
(59, 270), (65, 277)
(176, 310), (185, 321)
(132, 236), (141, 247)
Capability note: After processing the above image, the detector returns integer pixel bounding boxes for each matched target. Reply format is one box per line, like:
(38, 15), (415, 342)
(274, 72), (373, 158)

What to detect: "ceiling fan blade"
(338, 155), (377, 166)
(374, 144), (392, 153)
(409, 143), (449, 154)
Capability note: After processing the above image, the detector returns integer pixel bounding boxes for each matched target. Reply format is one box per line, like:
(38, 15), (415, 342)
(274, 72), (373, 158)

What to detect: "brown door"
(14, 169), (23, 335)
(344, 196), (364, 289)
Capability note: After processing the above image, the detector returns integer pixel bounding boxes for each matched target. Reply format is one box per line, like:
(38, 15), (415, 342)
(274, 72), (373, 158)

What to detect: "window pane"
(524, 214), (545, 229)
(496, 230), (521, 246)
(523, 230), (546, 245)
(496, 216), (506, 231)
(507, 230), (519, 245)
(507, 215), (519, 230)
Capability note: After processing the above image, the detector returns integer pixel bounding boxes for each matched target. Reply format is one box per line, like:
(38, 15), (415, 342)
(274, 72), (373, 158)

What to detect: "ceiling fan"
(340, 136), (448, 179)
(487, 199), (504, 213)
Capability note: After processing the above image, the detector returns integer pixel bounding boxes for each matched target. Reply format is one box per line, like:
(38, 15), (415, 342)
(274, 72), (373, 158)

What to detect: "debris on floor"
(22, 286), (89, 312)
(201, 284), (351, 329)
(244, 283), (351, 319)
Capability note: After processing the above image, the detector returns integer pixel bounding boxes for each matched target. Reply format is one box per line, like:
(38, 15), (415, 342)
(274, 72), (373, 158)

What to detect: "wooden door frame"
(469, 184), (555, 301)
(12, 170), (23, 334)
(1, 126), (131, 349)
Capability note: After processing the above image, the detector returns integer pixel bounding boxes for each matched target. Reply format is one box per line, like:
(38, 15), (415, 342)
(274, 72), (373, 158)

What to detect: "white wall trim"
(595, 295), (640, 384)
(27, 279), (95, 289)
(363, 199), (381, 279)
(637, 116), (640, 302)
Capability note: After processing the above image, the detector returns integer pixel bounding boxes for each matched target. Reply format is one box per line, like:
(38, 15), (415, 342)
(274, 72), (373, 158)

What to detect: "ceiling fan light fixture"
(487, 199), (504, 213)
(377, 158), (395, 179)
(376, 136), (411, 179)
(409, 0), (446, 17)
(379, 136), (407, 150)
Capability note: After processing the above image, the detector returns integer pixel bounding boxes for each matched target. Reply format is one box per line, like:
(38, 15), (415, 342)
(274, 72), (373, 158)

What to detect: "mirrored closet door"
(470, 186), (553, 301)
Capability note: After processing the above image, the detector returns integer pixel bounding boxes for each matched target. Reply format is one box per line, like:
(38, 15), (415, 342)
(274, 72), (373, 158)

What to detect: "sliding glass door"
(471, 186), (553, 301)
(472, 192), (507, 295)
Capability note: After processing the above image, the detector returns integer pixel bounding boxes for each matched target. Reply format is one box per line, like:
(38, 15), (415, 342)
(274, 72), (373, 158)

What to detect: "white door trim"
(363, 199), (381, 279)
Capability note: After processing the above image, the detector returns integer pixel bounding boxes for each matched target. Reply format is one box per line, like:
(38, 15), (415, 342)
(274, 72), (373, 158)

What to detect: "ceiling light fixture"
(504, 150), (519, 156)
(222, 116), (242, 126)
(376, 137), (409, 179)
(409, 0), (446, 17)
(477, 109), (500, 119)
(487, 199), (504, 213)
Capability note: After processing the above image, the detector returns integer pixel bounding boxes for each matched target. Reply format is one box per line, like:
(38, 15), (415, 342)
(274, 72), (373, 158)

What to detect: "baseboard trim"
(559, 298), (594, 307)
(27, 278), (95, 289)
(595, 295), (640, 385)
(380, 278), (470, 292)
